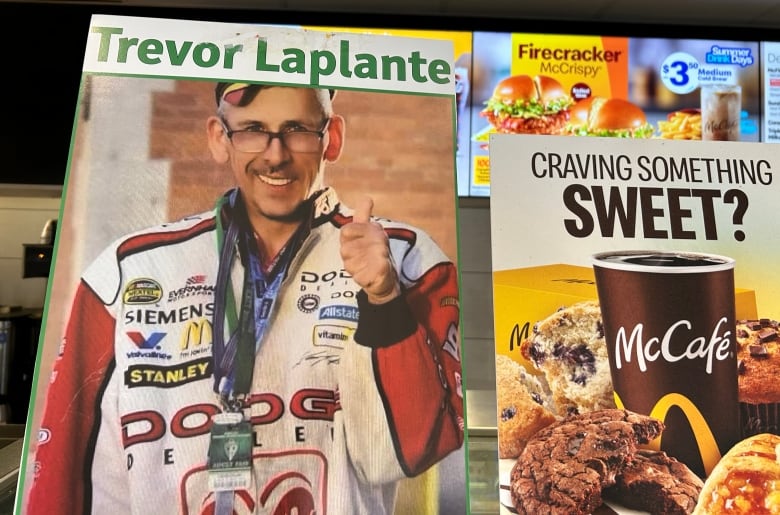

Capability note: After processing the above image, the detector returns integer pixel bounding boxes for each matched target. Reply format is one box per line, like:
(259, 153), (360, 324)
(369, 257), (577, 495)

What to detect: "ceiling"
(18, 0), (780, 31)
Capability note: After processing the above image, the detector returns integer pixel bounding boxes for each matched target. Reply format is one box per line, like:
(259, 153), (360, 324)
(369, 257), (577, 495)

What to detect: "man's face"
(210, 87), (342, 224)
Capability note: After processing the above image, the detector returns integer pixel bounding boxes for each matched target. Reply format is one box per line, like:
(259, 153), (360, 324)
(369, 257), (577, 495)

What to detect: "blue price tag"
(660, 52), (700, 95)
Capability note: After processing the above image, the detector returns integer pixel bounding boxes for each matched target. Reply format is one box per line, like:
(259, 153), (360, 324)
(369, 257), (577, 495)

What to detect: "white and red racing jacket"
(25, 187), (464, 515)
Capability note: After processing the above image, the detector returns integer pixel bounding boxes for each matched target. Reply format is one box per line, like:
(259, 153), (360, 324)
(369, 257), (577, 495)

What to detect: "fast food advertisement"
(469, 33), (761, 197)
(629, 37), (760, 144)
(761, 41), (780, 142)
(469, 32), (631, 197)
(17, 14), (468, 515)
(489, 133), (780, 513)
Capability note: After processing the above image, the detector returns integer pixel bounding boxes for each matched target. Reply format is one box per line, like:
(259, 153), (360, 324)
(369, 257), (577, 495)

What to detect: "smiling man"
(26, 82), (464, 515)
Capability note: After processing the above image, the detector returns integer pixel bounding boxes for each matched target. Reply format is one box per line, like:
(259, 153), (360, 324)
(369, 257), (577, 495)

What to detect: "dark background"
(1, 1), (779, 187)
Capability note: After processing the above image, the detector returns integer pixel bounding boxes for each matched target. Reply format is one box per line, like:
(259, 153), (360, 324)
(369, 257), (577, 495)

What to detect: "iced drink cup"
(701, 84), (741, 141)
(592, 250), (740, 478)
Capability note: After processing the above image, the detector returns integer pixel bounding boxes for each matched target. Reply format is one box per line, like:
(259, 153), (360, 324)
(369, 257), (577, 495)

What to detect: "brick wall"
(150, 80), (458, 263)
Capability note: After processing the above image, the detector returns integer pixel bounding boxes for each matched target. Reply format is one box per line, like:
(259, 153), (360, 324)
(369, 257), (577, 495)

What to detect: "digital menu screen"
(468, 32), (761, 197)
(761, 41), (780, 142)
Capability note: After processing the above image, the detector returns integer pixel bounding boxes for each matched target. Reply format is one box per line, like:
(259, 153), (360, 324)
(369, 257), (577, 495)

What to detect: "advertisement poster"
(761, 41), (780, 142)
(469, 33), (760, 197)
(629, 38), (760, 143)
(18, 15), (467, 515)
(490, 134), (778, 513)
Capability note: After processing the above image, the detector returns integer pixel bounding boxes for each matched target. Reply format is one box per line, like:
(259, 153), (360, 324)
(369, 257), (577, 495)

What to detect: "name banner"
(84, 15), (455, 95)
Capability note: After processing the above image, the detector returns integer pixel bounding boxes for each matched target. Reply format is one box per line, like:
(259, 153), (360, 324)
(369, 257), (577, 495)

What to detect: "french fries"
(657, 109), (702, 140)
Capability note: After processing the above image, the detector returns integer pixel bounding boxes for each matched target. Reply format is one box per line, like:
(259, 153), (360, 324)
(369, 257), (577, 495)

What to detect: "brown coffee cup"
(592, 250), (740, 478)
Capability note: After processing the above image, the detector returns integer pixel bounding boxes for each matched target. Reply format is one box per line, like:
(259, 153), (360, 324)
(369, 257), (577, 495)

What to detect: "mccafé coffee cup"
(592, 250), (740, 478)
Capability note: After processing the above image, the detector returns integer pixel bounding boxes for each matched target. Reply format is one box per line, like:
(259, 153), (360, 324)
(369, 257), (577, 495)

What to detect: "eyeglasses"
(220, 118), (331, 154)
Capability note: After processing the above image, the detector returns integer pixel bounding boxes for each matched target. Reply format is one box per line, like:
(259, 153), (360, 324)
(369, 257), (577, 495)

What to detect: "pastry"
(495, 354), (557, 458)
(519, 300), (615, 415)
(692, 432), (780, 514)
(736, 318), (780, 437)
(509, 408), (664, 515)
(604, 449), (703, 514)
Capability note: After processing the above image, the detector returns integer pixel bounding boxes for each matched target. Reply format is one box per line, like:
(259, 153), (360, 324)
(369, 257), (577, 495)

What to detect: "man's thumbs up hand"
(339, 196), (401, 305)
(351, 196), (373, 224)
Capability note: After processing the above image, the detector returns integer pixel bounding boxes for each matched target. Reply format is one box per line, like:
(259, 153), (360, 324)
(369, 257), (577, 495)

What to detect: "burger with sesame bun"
(480, 74), (574, 135)
(565, 96), (655, 138)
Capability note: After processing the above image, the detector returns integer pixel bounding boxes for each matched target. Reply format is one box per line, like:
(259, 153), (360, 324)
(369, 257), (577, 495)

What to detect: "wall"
(458, 202), (496, 393)
(0, 190), (62, 309)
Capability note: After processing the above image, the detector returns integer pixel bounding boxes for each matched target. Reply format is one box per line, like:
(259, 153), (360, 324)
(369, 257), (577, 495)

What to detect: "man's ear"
(323, 115), (345, 162)
(206, 116), (230, 164)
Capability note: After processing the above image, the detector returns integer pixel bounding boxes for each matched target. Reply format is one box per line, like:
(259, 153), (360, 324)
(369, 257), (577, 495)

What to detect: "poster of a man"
(19, 15), (466, 515)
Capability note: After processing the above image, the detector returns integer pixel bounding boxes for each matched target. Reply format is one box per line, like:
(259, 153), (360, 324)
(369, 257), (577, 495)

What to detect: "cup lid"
(591, 250), (735, 274)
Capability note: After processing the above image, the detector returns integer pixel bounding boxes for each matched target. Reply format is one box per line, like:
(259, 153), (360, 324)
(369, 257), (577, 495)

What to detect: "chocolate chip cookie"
(604, 449), (703, 514)
(509, 408), (664, 515)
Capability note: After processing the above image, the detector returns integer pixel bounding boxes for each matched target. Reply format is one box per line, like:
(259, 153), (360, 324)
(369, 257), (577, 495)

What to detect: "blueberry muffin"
(495, 354), (557, 458)
(519, 300), (615, 415)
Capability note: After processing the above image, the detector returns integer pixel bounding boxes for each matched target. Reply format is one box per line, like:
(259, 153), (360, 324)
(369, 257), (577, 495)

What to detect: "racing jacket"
(25, 187), (464, 515)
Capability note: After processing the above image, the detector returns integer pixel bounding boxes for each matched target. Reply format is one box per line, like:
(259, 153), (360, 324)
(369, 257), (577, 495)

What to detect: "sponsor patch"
(123, 278), (163, 304)
(442, 322), (461, 362)
(297, 294), (320, 314)
(167, 275), (215, 302)
(312, 324), (353, 348)
(126, 331), (172, 360)
(125, 303), (214, 326)
(187, 275), (206, 285)
(124, 357), (212, 388)
(318, 304), (359, 322)
(180, 319), (213, 357)
(128, 331), (166, 349)
(440, 295), (459, 309)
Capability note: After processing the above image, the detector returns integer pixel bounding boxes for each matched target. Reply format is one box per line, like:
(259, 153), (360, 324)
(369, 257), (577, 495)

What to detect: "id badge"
(207, 413), (253, 492)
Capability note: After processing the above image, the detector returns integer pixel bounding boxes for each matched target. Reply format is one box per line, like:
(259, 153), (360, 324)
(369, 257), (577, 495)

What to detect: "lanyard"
(208, 190), (315, 515)
(208, 191), (312, 514)
(211, 192), (294, 411)
(234, 240), (286, 394)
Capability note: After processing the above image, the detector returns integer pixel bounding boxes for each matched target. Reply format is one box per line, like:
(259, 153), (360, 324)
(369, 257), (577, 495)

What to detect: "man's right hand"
(339, 197), (401, 305)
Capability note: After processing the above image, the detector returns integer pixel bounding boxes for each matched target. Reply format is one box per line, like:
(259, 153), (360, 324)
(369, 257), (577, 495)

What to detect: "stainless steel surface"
(0, 436), (22, 480)
(0, 431), (22, 515)
(0, 425), (23, 450)
(466, 388), (497, 436)
(466, 390), (499, 514)
(468, 433), (499, 515)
